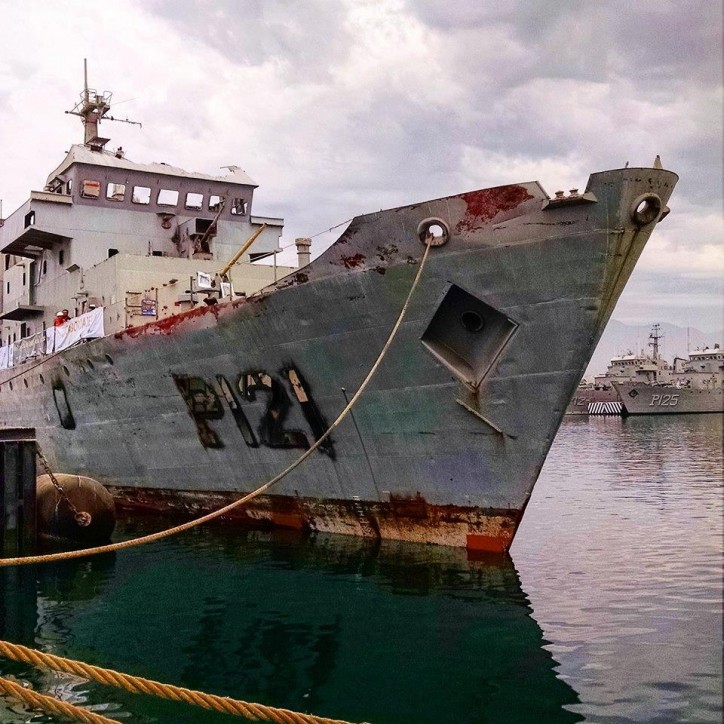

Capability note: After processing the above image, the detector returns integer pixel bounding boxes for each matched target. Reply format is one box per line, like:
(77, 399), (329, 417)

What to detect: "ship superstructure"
(593, 324), (673, 387)
(568, 328), (723, 416)
(0, 72), (679, 550)
(1, 67), (291, 361)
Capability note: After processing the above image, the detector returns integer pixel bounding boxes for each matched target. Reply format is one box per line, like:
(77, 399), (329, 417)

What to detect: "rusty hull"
(1, 167), (678, 551)
(110, 487), (521, 552)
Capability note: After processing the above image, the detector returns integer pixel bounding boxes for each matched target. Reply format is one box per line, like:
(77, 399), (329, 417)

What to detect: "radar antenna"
(648, 323), (664, 360)
(65, 59), (142, 150)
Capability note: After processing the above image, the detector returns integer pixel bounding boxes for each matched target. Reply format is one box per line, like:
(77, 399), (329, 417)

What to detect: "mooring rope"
(0, 641), (356, 724)
(0, 236), (434, 568)
(0, 674), (118, 723)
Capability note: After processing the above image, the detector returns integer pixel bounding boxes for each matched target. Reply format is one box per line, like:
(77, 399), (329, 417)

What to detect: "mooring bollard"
(0, 429), (37, 557)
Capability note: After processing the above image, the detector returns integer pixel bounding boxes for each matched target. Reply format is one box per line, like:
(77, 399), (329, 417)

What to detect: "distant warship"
(0, 68), (678, 550)
(566, 325), (722, 416)
(615, 345), (723, 415)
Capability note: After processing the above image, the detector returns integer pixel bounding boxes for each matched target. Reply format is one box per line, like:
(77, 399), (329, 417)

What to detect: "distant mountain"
(584, 321), (723, 378)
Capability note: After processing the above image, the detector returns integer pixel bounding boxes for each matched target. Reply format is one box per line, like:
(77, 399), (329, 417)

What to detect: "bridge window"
(158, 189), (179, 207)
(230, 198), (247, 215)
(132, 186), (151, 205)
(81, 180), (101, 199)
(106, 183), (126, 202)
(209, 195), (224, 212)
(24, 211), (35, 228)
(185, 192), (203, 210)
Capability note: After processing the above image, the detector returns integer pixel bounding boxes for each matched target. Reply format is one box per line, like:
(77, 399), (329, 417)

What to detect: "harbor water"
(1, 414), (722, 723)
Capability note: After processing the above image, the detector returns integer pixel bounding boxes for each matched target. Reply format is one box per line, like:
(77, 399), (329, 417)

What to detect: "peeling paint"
(109, 486), (521, 552)
(340, 253), (366, 269)
(456, 185), (534, 233)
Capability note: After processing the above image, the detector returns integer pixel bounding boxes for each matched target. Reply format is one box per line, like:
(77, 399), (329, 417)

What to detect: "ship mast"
(65, 59), (141, 150)
(648, 323), (664, 361)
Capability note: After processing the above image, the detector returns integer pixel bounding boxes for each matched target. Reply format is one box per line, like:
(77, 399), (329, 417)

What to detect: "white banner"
(13, 332), (46, 365)
(52, 307), (105, 353)
(0, 344), (13, 370)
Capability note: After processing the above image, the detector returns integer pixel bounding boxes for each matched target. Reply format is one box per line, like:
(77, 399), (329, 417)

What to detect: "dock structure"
(0, 428), (36, 557)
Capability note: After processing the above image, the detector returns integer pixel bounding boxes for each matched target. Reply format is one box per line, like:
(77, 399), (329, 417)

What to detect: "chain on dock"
(0, 674), (119, 723)
(0, 234), (434, 568)
(0, 641), (359, 724)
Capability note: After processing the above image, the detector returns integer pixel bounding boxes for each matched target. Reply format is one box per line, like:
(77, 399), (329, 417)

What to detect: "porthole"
(8, 381), (12, 391)
(63, 365), (70, 376)
(23, 378), (28, 388)
(39, 373), (45, 384)
(460, 310), (485, 333)
(417, 217), (450, 247)
(87, 359), (95, 371)
(105, 354), (114, 365)
(631, 193), (662, 226)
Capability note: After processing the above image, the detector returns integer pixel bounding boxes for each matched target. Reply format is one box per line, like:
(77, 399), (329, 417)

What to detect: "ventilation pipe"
(295, 237), (312, 268)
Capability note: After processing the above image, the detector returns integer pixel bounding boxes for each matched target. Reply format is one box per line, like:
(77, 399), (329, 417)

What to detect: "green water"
(1, 414), (722, 723)
(1, 532), (582, 723)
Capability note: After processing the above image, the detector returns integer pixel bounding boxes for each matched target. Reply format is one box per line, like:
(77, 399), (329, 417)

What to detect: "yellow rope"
(0, 236), (433, 568)
(0, 641), (357, 723)
(0, 674), (119, 723)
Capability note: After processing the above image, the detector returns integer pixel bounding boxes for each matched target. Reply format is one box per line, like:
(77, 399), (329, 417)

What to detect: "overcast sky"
(1, 0), (722, 331)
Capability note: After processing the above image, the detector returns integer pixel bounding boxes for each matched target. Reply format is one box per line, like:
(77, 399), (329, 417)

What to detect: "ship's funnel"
(295, 237), (312, 268)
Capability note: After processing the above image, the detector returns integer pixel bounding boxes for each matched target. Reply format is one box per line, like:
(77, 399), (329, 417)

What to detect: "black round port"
(461, 310), (484, 333)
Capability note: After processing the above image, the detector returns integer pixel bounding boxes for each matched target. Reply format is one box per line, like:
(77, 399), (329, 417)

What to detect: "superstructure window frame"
(230, 198), (247, 215)
(80, 180), (102, 199)
(157, 189), (180, 207)
(185, 192), (204, 211)
(132, 186), (152, 205)
(208, 195), (224, 212)
(106, 182), (127, 202)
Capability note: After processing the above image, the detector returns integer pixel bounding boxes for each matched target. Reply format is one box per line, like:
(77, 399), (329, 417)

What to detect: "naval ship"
(566, 326), (723, 416)
(0, 74), (678, 551)
(566, 323), (674, 415)
(615, 345), (723, 415)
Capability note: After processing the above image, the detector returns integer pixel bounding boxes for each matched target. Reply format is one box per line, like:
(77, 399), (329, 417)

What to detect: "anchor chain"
(36, 445), (92, 527)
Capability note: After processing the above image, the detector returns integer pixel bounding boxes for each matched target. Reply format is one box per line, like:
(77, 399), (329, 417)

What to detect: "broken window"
(81, 180), (101, 199)
(132, 186), (151, 205)
(158, 189), (179, 207)
(185, 192), (204, 210)
(106, 183), (126, 202)
(208, 195), (224, 212)
(230, 198), (247, 215)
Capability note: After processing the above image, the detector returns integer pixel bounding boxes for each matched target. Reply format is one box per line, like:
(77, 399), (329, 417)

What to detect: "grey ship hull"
(615, 383), (723, 415)
(565, 386), (619, 415)
(0, 168), (677, 550)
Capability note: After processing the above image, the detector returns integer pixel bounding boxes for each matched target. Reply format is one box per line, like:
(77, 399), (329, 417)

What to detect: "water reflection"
(1, 527), (581, 723)
(514, 414), (723, 723)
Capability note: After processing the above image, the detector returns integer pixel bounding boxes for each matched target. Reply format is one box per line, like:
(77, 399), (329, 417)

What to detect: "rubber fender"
(36, 474), (116, 545)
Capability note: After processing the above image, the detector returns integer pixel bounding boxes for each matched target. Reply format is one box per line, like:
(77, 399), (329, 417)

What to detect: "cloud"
(0, 0), (721, 327)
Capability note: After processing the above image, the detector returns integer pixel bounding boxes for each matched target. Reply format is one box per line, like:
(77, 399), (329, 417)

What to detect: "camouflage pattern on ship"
(0, 75), (678, 550)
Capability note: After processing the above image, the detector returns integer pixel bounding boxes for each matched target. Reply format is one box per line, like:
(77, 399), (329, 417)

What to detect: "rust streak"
(109, 486), (523, 551)
(339, 253), (366, 269)
(456, 185), (534, 233)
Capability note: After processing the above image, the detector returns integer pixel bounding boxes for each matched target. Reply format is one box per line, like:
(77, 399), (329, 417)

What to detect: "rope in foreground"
(0, 235), (433, 568)
(0, 641), (357, 723)
(0, 674), (118, 723)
